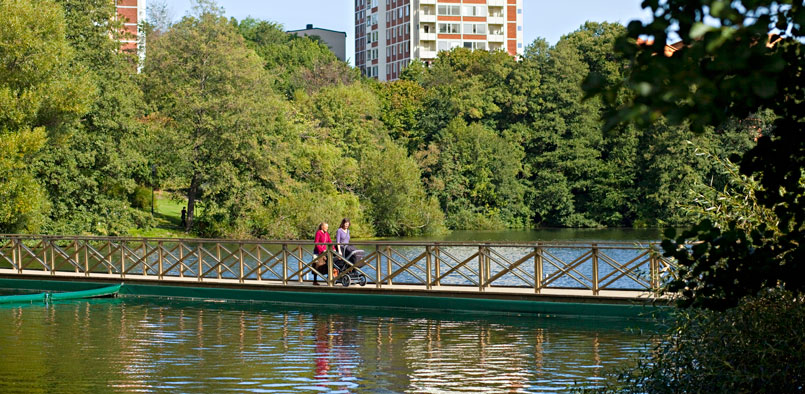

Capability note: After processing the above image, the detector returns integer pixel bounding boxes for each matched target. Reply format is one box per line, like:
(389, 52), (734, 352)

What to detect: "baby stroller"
(334, 245), (367, 287)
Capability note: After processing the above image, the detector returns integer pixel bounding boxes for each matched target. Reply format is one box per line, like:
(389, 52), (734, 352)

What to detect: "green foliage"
(580, 290), (805, 393)
(130, 185), (153, 211)
(143, 4), (281, 233)
(256, 186), (372, 240)
(4, 0), (777, 242)
(359, 141), (445, 236)
(421, 119), (528, 229)
(586, 0), (804, 309)
(376, 80), (426, 154)
(0, 0), (93, 233)
(233, 17), (355, 96)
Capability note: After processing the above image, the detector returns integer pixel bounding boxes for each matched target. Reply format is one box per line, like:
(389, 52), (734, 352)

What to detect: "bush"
(130, 185), (154, 211)
(579, 290), (805, 393)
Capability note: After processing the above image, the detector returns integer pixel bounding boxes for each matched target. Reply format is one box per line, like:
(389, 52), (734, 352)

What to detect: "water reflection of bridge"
(0, 235), (675, 316)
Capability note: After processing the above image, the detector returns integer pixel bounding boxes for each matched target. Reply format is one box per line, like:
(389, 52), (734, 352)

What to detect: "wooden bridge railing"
(0, 235), (677, 295)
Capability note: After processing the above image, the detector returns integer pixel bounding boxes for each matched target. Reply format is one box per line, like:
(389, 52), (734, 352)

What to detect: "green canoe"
(0, 284), (122, 304)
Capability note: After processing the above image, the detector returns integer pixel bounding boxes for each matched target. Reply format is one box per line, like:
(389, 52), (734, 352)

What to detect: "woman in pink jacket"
(313, 222), (335, 285)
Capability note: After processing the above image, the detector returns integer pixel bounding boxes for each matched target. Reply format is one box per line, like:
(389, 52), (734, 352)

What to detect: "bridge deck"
(0, 268), (656, 301)
(0, 235), (675, 316)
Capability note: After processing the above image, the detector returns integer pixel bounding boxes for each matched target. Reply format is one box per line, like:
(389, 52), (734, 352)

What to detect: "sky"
(163, 0), (654, 65)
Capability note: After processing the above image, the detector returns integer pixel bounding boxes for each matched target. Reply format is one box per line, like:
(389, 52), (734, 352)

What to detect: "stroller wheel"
(359, 275), (367, 287)
(340, 274), (351, 287)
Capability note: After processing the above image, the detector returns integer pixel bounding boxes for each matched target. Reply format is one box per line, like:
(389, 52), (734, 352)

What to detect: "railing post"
(197, 244), (203, 282)
(434, 245), (441, 286)
(256, 244), (262, 281)
(298, 246), (303, 283)
(84, 241), (89, 276)
(592, 244), (599, 296)
(535, 244), (542, 294)
(426, 245), (432, 290)
(649, 243), (659, 292)
(11, 239), (17, 272)
(121, 243), (126, 278)
(107, 241), (113, 275)
(49, 240), (55, 275)
(326, 248), (333, 287)
(74, 240), (80, 274)
(385, 246), (392, 286)
(158, 241), (164, 279)
(239, 243), (244, 283)
(375, 245), (382, 288)
(217, 243), (222, 280)
(486, 247), (491, 284)
(179, 243), (184, 278)
(478, 246), (485, 292)
(282, 244), (288, 285)
(142, 241), (148, 276)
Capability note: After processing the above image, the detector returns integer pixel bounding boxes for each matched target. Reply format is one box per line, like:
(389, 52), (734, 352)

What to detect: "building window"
(437, 41), (461, 51)
(463, 41), (487, 50)
(463, 5), (487, 17)
(463, 23), (487, 35)
(405, 5), (409, 16)
(438, 23), (460, 34)
(437, 5), (461, 16)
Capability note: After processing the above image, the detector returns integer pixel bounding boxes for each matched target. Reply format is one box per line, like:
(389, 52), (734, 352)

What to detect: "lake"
(0, 297), (655, 393)
(0, 229), (665, 392)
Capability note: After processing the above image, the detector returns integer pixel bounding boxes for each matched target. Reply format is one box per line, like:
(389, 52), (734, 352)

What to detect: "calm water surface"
(0, 297), (656, 393)
(398, 228), (668, 243)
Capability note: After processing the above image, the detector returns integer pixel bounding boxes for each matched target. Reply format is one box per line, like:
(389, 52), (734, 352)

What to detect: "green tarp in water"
(0, 284), (121, 304)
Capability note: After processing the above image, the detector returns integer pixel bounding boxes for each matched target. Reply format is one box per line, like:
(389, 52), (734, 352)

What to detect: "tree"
(32, 0), (151, 235)
(143, 2), (278, 232)
(0, 0), (94, 233)
(360, 141), (445, 236)
(587, 0), (804, 309)
(423, 119), (529, 229)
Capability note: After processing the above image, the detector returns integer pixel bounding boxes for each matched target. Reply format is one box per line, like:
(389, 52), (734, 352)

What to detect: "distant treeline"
(0, 0), (763, 239)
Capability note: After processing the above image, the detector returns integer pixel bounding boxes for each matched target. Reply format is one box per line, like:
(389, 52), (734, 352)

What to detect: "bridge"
(0, 234), (676, 317)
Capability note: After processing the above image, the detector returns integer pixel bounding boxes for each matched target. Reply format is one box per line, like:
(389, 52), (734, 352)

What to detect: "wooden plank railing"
(0, 234), (677, 296)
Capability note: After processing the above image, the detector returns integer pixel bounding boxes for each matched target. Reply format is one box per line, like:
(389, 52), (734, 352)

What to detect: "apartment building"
(288, 24), (348, 62)
(355, 0), (523, 81)
(115, 0), (146, 56)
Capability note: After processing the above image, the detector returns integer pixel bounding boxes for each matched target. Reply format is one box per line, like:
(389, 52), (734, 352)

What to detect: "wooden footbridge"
(0, 234), (676, 317)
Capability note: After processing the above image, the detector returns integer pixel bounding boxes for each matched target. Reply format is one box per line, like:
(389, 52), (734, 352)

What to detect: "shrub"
(578, 290), (805, 393)
(130, 185), (154, 211)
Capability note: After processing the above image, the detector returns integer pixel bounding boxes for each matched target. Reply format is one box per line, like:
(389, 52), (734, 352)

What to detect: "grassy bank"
(128, 192), (194, 238)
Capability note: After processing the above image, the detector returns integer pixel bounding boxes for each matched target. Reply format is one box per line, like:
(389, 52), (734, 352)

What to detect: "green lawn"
(127, 192), (195, 238)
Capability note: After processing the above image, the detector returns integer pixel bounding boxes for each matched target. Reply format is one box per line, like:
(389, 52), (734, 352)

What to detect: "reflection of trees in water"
(0, 300), (652, 392)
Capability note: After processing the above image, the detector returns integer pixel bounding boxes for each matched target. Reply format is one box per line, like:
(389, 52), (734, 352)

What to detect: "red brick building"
(356, 0), (524, 81)
(115, 0), (146, 55)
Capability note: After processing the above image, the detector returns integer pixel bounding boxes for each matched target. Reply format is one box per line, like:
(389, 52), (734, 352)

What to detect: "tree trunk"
(186, 173), (200, 232)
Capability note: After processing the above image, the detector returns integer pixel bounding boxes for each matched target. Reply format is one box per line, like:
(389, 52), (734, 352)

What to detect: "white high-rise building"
(355, 0), (524, 81)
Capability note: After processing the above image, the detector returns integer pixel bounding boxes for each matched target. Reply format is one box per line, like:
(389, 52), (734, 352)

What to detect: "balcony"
(418, 48), (437, 59)
(487, 0), (505, 5)
(488, 33), (505, 42)
(420, 31), (437, 41)
(420, 13), (436, 23)
(420, 0), (436, 4)
(488, 15), (505, 25)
